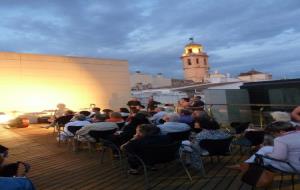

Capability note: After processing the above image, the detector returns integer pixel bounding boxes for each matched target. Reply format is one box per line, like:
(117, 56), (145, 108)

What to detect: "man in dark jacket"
(121, 124), (172, 174)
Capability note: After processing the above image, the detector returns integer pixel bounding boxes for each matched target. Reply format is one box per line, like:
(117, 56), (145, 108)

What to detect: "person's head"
(92, 113), (106, 122)
(79, 111), (91, 117)
(57, 103), (66, 110)
(92, 107), (101, 113)
(194, 96), (202, 102)
(130, 106), (140, 114)
(120, 107), (130, 113)
(109, 112), (123, 120)
(130, 112), (150, 126)
(102, 109), (113, 118)
(179, 98), (190, 108)
(74, 114), (86, 121)
(265, 121), (295, 137)
(180, 109), (192, 116)
(192, 110), (209, 119)
(194, 112), (219, 130)
(163, 113), (180, 122)
(65, 110), (74, 115)
(155, 106), (165, 113)
(136, 124), (160, 138)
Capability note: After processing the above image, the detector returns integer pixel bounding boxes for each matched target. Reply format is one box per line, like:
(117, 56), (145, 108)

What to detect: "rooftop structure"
(0, 52), (130, 112)
(238, 69), (272, 82)
(181, 39), (209, 83)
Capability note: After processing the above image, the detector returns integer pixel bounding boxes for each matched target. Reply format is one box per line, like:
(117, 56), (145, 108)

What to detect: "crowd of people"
(8, 98), (300, 181)
(40, 99), (300, 178)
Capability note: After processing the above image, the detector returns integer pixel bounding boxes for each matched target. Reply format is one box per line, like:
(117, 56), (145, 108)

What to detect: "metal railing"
(204, 103), (298, 128)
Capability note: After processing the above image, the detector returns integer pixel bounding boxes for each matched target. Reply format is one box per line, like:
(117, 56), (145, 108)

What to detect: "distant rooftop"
(239, 69), (265, 76)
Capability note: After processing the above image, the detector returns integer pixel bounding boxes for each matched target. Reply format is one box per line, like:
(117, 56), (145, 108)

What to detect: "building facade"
(238, 69), (272, 82)
(130, 71), (172, 90)
(0, 52), (131, 112)
(181, 41), (209, 83)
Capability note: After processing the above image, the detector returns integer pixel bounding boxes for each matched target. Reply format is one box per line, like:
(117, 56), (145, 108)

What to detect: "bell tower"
(181, 38), (209, 83)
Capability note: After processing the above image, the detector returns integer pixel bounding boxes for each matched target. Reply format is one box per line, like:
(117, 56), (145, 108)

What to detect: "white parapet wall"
(0, 52), (131, 112)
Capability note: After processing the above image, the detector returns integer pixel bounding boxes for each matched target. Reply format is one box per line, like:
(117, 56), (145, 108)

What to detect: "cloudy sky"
(0, 0), (299, 79)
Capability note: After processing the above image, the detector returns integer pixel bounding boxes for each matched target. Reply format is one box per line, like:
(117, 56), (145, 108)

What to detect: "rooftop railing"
(203, 103), (298, 128)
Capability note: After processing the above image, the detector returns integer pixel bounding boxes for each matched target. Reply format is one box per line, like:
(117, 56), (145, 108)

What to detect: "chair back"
(67, 126), (83, 135)
(137, 141), (180, 165)
(88, 129), (117, 142)
(199, 137), (233, 156)
(244, 131), (265, 146)
(231, 122), (250, 134)
(167, 130), (191, 142)
(56, 115), (73, 126)
(116, 122), (125, 129)
(79, 111), (91, 117)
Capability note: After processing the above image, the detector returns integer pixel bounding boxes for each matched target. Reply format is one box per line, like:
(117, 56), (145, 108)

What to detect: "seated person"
(102, 109), (114, 119)
(291, 106), (300, 127)
(157, 113), (190, 135)
(110, 112), (150, 147)
(191, 110), (211, 133)
(74, 114), (119, 151)
(89, 107), (101, 119)
(106, 112), (125, 128)
(119, 107), (130, 121)
(0, 145), (8, 166)
(59, 114), (91, 140)
(121, 124), (171, 174)
(178, 109), (194, 126)
(149, 106), (166, 125)
(229, 124), (300, 173)
(182, 117), (231, 154)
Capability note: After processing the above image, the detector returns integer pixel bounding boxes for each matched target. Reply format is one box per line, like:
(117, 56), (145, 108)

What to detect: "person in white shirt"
(59, 114), (90, 141)
(75, 114), (118, 142)
(158, 113), (190, 135)
(229, 124), (300, 173)
(150, 107), (166, 125)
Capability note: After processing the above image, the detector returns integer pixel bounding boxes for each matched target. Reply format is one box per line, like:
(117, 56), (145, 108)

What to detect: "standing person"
(44, 103), (68, 128)
(147, 96), (161, 114)
(190, 96), (205, 111)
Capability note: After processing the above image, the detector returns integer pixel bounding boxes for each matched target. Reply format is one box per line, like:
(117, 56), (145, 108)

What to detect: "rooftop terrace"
(1, 125), (298, 190)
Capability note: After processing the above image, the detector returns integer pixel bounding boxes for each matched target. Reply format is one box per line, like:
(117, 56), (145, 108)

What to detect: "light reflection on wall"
(0, 52), (130, 112)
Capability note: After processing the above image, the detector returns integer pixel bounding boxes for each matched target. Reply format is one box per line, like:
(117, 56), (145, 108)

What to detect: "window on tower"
(204, 58), (207, 65)
(196, 58), (199, 64)
(187, 59), (191, 65)
(188, 49), (192, 53)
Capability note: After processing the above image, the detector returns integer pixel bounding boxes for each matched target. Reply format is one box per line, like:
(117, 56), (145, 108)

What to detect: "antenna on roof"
(189, 37), (194, 43)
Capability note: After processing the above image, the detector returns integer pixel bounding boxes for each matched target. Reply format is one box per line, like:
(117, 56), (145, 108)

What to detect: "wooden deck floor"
(1, 124), (298, 190)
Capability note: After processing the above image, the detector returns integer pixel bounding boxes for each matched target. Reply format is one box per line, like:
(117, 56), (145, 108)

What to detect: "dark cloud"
(0, 0), (299, 79)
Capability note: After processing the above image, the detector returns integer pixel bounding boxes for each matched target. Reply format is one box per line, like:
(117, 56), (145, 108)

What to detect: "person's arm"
(121, 139), (138, 153)
(267, 139), (288, 160)
(76, 124), (92, 136)
(291, 106), (300, 122)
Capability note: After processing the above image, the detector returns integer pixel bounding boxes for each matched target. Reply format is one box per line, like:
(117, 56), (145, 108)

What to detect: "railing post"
(259, 107), (264, 128)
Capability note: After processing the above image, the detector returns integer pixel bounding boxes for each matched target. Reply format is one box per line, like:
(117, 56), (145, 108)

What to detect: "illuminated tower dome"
(181, 39), (209, 83)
